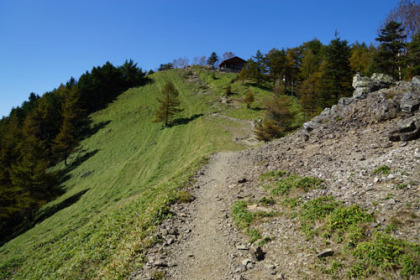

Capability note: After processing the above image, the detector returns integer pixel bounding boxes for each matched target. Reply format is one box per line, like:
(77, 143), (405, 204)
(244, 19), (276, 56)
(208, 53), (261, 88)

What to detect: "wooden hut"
(219, 56), (246, 72)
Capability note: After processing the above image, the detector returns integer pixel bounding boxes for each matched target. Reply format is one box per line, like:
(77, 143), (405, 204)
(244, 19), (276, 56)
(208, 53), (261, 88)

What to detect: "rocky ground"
(131, 75), (420, 280)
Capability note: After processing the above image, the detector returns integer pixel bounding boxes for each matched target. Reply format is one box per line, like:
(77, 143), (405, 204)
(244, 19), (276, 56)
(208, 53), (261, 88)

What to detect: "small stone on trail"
(241, 259), (253, 266)
(236, 245), (248, 250)
(317, 249), (334, 258)
(415, 148), (420, 158)
(238, 178), (247, 183)
(233, 275), (245, 280)
(250, 246), (265, 261)
(153, 260), (168, 267)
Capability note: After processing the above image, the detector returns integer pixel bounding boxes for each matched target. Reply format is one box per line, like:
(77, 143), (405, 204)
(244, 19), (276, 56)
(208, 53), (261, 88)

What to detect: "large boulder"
(351, 73), (394, 99)
(412, 76), (420, 85)
(389, 116), (420, 141)
(352, 74), (372, 99)
(370, 73), (394, 91)
(352, 73), (372, 89)
(400, 91), (420, 113)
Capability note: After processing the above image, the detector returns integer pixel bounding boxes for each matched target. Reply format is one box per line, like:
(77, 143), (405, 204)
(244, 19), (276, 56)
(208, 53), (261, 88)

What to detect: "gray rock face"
(353, 87), (370, 99)
(400, 92), (420, 113)
(370, 73), (394, 90)
(352, 73), (395, 99)
(338, 97), (353, 107)
(352, 73), (373, 99)
(353, 73), (372, 89)
(412, 76), (420, 85)
(389, 116), (420, 141)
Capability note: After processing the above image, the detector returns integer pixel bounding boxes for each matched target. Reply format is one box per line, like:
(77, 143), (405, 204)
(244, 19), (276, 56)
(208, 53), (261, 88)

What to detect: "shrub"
(176, 191), (195, 203)
(372, 165), (391, 175)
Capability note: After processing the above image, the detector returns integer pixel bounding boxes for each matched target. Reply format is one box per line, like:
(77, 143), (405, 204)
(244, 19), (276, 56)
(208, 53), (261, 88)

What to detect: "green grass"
(192, 66), (304, 125)
(267, 173), (325, 196)
(231, 200), (276, 243)
(259, 170), (288, 181)
(372, 165), (391, 175)
(0, 68), (255, 279)
(350, 233), (420, 278)
(262, 174), (419, 278)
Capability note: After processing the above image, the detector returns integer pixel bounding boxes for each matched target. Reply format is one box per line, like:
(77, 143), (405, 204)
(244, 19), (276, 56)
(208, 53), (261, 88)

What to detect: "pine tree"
(254, 95), (295, 141)
(283, 48), (302, 96)
(207, 52), (219, 67)
(22, 91), (63, 161)
(10, 136), (59, 219)
(321, 36), (353, 107)
(153, 81), (183, 127)
(53, 87), (84, 165)
(404, 33), (420, 77)
(243, 90), (255, 108)
(350, 43), (375, 76)
(265, 48), (287, 86)
(373, 21), (406, 79)
(241, 50), (267, 87)
(299, 73), (321, 121)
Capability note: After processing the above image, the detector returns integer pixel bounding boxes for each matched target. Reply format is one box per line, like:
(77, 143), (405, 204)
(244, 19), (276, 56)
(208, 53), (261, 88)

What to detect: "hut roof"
(219, 56), (246, 68)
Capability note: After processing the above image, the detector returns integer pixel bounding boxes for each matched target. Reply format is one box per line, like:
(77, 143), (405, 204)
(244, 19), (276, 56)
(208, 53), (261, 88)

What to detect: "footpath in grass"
(0, 69), (254, 279)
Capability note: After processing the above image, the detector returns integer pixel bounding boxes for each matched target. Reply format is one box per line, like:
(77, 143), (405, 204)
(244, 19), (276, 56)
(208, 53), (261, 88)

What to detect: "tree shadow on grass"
(58, 149), (100, 184)
(79, 120), (111, 141)
(243, 82), (272, 91)
(33, 189), (89, 224)
(250, 106), (264, 111)
(169, 113), (204, 127)
(0, 189), (89, 246)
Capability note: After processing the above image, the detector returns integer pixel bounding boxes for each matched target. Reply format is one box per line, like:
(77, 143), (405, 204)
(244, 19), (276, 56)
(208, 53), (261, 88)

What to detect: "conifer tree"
(10, 136), (59, 219)
(404, 33), (420, 77)
(254, 95), (295, 141)
(53, 87), (84, 165)
(207, 52), (219, 67)
(241, 50), (267, 87)
(321, 36), (352, 107)
(243, 90), (255, 108)
(153, 81), (183, 127)
(284, 48), (302, 95)
(265, 48), (287, 86)
(373, 21), (406, 79)
(349, 43), (375, 76)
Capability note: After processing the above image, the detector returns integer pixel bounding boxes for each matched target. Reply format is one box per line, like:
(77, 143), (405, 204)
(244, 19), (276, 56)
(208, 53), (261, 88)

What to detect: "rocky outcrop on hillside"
(132, 74), (420, 280)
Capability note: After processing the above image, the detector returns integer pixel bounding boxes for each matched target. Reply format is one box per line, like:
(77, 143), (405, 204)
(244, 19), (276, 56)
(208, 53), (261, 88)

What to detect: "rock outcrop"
(304, 74), (420, 142)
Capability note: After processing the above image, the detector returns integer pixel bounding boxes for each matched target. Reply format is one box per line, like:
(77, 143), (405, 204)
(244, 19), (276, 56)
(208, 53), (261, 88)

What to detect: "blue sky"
(0, 0), (397, 117)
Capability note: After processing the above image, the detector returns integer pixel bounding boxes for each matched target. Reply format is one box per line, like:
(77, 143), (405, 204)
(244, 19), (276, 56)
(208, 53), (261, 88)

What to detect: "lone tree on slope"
(207, 52), (219, 67)
(153, 81), (183, 127)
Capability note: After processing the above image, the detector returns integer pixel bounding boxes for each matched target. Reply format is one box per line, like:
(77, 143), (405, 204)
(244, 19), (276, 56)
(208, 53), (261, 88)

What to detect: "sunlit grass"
(0, 69), (252, 279)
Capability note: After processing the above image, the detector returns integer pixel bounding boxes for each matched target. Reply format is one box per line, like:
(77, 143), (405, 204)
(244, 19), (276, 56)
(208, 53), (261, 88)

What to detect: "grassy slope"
(0, 68), (299, 279)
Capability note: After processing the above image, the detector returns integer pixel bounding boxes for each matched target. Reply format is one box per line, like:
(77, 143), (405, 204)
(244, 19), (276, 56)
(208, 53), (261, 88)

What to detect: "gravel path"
(168, 152), (241, 279)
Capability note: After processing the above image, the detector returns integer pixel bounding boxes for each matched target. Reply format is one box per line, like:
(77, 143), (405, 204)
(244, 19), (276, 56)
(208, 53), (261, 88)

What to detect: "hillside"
(2, 69), (418, 280)
(0, 67), (301, 279)
(133, 75), (420, 279)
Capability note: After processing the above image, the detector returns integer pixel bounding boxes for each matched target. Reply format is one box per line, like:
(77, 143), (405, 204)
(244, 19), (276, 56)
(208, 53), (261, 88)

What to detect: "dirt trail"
(168, 152), (246, 280)
(134, 77), (420, 280)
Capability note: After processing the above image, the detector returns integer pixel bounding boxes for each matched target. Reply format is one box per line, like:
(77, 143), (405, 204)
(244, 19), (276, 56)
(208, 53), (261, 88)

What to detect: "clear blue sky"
(0, 0), (397, 117)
